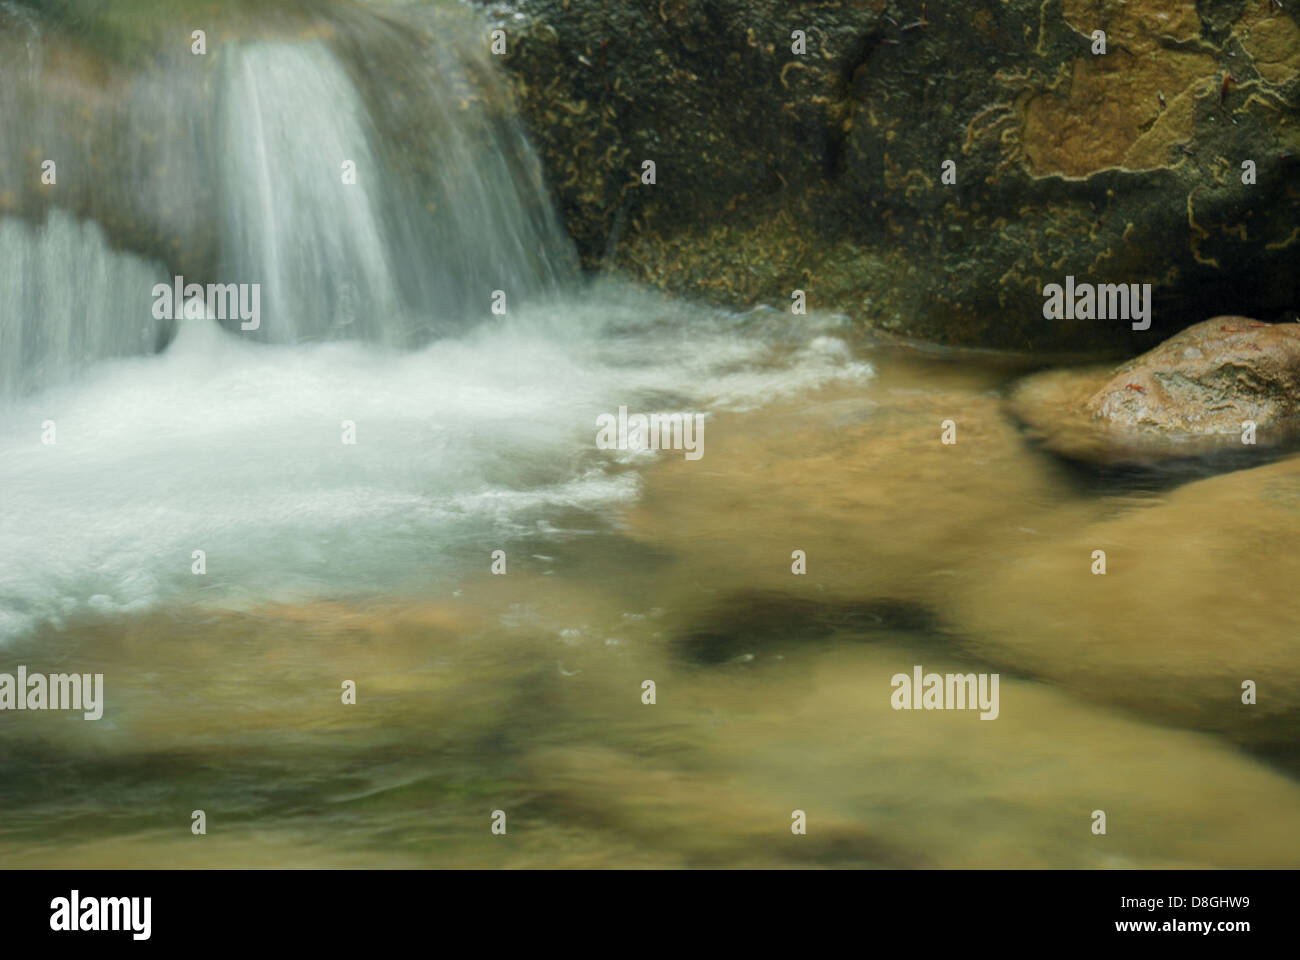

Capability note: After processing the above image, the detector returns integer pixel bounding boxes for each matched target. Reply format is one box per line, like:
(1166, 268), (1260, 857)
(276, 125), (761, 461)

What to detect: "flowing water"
(1, 1), (1298, 869)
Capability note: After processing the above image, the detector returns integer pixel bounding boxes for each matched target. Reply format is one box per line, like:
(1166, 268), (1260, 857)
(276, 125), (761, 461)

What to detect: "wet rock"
(619, 369), (1101, 611)
(953, 454), (1300, 749)
(471, 0), (880, 267)
(531, 643), (1300, 867)
(478, 0), (1300, 350)
(0, 3), (287, 281)
(1008, 316), (1300, 463)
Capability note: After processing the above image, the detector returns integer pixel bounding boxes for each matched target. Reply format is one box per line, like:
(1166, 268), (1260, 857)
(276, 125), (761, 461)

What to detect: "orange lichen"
(1021, 0), (1215, 176)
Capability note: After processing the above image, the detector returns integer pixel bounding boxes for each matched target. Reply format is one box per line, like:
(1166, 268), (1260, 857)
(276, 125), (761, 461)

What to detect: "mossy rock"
(482, 0), (1300, 350)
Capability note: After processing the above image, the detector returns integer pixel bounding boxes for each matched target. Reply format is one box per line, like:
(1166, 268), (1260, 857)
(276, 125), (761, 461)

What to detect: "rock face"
(476, 0), (1300, 349)
(1008, 316), (1300, 463)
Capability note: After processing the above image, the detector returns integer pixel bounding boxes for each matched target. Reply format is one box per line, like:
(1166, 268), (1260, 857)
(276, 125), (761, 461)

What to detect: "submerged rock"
(620, 369), (1100, 611)
(1009, 316), (1300, 463)
(953, 454), (1300, 748)
(531, 643), (1300, 867)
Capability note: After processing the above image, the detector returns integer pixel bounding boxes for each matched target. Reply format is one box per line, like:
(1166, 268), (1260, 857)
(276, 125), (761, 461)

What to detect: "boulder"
(953, 453), (1300, 749)
(531, 643), (1300, 867)
(1008, 316), (1300, 463)
(477, 0), (1300, 349)
(619, 365), (1100, 611)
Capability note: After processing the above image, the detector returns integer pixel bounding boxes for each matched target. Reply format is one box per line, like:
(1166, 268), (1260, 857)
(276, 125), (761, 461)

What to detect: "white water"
(0, 213), (170, 399)
(0, 27), (872, 640)
(0, 277), (871, 639)
(217, 41), (572, 345)
(218, 43), (404, 344)
(0, 31), (576, 383)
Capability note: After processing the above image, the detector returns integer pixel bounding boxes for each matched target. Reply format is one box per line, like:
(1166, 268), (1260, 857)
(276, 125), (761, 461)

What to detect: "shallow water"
(2, 321), (1298, 869)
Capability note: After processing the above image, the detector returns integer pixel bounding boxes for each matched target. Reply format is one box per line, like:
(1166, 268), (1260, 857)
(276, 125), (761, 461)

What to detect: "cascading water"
(0, 213), (170, 398)
(217, 42), (406, 344)
(0, 5), (171, 399)
(0, 3), (872, 640)
(216, 33), (574, 344)
(1, 2), (577, 363)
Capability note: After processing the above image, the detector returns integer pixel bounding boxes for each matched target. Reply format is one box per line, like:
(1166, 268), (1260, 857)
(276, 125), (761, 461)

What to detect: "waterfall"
(217, 41), (411, 344)
(0, 2), (870, 641)
(0, 2), (577, 392)
(0, 213), (170, 399)
(217, 34), (573, 345)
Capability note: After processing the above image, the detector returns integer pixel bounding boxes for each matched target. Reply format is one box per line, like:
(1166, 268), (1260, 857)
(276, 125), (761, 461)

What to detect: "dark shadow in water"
(1031, 439), (1299, 498)
(672, 590), (1051, 678)
(1237, 723), (1300, 785)
(672, 590), (1300, 788)
(671, 590), (945, 666)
